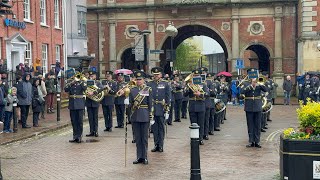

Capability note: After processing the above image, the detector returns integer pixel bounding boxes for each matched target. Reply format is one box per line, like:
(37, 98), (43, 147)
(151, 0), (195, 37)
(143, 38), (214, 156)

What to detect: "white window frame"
(40, 0), (46, 25)
(55, 45), (60, 62)
(23, 0), (31, 21)
(54, 0), (59, 28)
(77, 10), (87, 37)
(25, 42), (32, 65)
(42, 44), (48, 73)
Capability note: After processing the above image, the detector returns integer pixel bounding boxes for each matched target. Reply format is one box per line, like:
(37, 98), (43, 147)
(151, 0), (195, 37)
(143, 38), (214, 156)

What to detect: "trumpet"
(184, 73), (205, 95)
(65, 72), (87, 87)
(115, 80), (136, 97)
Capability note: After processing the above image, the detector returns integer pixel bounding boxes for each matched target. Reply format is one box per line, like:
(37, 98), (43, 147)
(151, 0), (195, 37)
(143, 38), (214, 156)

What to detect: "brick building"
(0, 0), (63, 79)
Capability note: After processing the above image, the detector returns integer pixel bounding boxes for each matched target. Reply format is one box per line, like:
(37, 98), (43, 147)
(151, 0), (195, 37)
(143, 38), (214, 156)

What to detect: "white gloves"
(165, 113), (169, 120)
(124, 98), (129, 105)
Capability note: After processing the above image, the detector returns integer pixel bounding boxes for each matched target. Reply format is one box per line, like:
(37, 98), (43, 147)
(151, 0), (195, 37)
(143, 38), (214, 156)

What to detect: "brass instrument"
(237, 75), (249, 88)
(115, 80), (136, 98)
(86, 83), (105, 102)
(184, 73), (205, 95)
(258, 74), (273, 112)
(65, 72), (87, 87)
(213, 99), (226, 114)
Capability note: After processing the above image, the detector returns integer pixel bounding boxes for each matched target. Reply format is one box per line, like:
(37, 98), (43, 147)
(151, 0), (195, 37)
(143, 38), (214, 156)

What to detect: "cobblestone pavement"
(0, 104), (299, 180)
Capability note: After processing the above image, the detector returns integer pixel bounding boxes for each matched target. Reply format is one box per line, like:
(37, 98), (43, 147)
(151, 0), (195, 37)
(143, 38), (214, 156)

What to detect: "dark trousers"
(3, 111), (12, 131)
(267, 111), (271, 121)
(115, 104), (125, 127)
(132, 122), (149, 160)
(46, 93), (55, 110)
(0, 105), (4, 122)
(261, 113), (267, 128)
(20, 105), (30, 127)
(181, 101), (188, 118)
(189, 111), (205, 140)
(153, 116), (165, 148)
(174, 99), (182, 120)
(33, 112), (40, 126)
(41, 102), (45, 117)
(204, 108), (211, 136)
(102, 105), (113, 128)
(70, 109), (84, 139)
(214, 112), (220, 128)
(208, 108), (216, 132)
(246, 111), (262, 143)
(87, 107), (99, 133)
(168, 101), (174, 124)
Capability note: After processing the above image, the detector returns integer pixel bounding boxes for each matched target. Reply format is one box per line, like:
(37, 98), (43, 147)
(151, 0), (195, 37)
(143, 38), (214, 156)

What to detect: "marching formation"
(63, 66), (283, 163)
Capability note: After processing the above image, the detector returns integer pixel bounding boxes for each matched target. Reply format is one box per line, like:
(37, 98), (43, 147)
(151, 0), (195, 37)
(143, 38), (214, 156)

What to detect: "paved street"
(0, 104), (299, 180)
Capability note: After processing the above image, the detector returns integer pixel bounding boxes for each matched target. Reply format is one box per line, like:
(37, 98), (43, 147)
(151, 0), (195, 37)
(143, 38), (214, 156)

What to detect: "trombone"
(237, 75), (249, 88)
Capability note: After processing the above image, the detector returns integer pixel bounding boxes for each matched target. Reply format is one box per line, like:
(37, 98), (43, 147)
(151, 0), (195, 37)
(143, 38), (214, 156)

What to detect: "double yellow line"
(266, 129), (285, 142)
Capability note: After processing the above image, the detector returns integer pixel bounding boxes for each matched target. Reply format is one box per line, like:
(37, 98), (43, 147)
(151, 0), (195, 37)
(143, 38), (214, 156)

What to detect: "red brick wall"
(313, 0), (320, 32)
(0, 0), (63, 69)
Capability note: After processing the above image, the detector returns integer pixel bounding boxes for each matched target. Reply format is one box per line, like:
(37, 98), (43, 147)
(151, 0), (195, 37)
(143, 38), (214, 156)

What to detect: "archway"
(120, 48), (144, 70)
(244, 45), (271, 74)
(159, 24), (229, 75)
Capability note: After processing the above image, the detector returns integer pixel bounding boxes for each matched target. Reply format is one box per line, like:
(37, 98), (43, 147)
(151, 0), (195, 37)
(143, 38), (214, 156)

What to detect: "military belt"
(190, 97), (205, 101)
(245, 96), (261, 100)
(154, 100), (165, 104)
(173, 90), (183, 93)
(69, 95), (86, 99)
(139, 105), (149, 108)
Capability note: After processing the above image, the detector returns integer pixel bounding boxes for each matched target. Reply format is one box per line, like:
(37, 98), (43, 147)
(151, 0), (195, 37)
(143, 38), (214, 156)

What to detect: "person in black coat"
(32, 78), (42, 127)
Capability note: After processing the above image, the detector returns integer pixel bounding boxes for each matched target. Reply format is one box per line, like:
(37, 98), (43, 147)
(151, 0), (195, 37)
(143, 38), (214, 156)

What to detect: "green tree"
(175, 42), (202, 71)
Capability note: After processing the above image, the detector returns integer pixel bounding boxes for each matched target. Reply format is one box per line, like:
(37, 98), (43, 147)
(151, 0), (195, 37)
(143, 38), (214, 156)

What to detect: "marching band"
(64, 66), (301, 164)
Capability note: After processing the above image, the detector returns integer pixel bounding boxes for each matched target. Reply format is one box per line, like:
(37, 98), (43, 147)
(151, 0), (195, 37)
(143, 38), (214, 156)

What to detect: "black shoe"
(267, 119), (272, 122)
(158, 147), (163, 152)
(104, 128), (110, 132)
(76, 138), (82, 143)
(261, 129), (266, 132)
(133, 158), (143, 164)
(209, 131), (214, 135)
(246, 143), (254, 148)
(127, 121), (131, 124)
(22, 125), (31, 128)
(200, 140), (204, 145)
(174, 119), (181, 122)
(41, 115), (45, 119)
(115, 126), (124, 128)
(167, 122), (172, 125)
(50, 109), (55, 113)
(69, 139), (77, 143)
(86, 133), (94, 137)
(214, 128), (221, 131)
(181, 116), (186, 119)
(221, 121), (224, 124)
(254, 143), (262, 148)
(132, 139), (136, 143)
(151, 146), (159, 152)
(263, 126), (268, 129)
(203, 135), (209, 140)
(94, 132), (99, 137)
(142, 159), (148, 165)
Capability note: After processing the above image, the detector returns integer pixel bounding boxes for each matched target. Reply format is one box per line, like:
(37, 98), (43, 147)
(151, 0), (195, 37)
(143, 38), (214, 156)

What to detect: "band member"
(166, 75), (174, 125)
(172, 74), (183, 122)
(200, 67), (215, 140)
(86, 71), (104, 137)
(115, 73), (127, 128)
(264, 73), (276, 122)
(207, 73), (220, 135)
(219, 75), (229, 122)
(184, 69), (209, 145)
(148, 67), (170, 152)
(64, 72), (87, 143)
(101, 71), (117, 132)
(129, 71), (153, 164)
(241, 70), (267, 148)
(181, 79), (189, 119)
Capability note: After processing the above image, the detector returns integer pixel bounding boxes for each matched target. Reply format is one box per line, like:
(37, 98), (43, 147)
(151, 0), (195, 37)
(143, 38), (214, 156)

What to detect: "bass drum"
(213, 99), (226, 114)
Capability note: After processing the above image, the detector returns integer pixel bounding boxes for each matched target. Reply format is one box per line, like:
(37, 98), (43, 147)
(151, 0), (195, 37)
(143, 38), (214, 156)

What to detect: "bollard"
(13, 97), (17, 133)
(57, 93), (61, 122)
(0, 158), (2, 180)
(190, 123), (201, 180)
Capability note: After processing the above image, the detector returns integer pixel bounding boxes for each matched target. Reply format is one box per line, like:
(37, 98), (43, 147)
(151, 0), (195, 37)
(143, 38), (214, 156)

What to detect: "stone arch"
(117, 43), (132, 63)
(240, 42), (274, 59)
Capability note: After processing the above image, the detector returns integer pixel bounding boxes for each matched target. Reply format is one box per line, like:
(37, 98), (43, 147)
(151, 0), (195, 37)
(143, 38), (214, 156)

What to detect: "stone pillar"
(273, 6), (284, 95)
(109, 20), (117, 71)
(148, 20), (157, 72)
(98, 21), (105, 78)
(231, 8), (240, 73)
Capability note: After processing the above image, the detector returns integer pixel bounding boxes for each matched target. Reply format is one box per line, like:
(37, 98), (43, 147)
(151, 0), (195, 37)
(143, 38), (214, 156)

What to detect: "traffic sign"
(134, 35), (144, 62)
(149, 50), (164, 54)
(236, 59), (244, 69)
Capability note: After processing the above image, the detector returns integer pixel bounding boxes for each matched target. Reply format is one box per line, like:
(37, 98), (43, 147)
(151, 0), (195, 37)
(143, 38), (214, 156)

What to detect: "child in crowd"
(3, 87), (18, 133)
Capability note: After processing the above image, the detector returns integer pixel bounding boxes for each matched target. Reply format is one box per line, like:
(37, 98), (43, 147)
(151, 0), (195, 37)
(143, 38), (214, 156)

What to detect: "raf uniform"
(101, 71), (117, 132)
(218, 75), (229, 123)
(147, 67), (170, 152)
(181, 80), (189, 119)
(129, 71), (153, 164)
(184, 69), (209, 145)
(172, 74), (184, 122)
(64, 76), (87, 143)
(85, 71), (104, 137)
(166, 76), (174, 125)
(114, 73), (127, 128)
(241, 70), (267, 148)
(207, 73), (220, 135)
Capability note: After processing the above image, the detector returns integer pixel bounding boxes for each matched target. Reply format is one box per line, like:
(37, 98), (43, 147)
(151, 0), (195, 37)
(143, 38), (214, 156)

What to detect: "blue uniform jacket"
(172, 81), (184, 100)
(241, 84), (267, 112)
(205, 79), (216, 109)
(129, 85), (153, 123)
(101, 80), (117, 106)
(184, 82), (209, 112)
(64, 81), (87, 110)
(147, 80), (171, 116)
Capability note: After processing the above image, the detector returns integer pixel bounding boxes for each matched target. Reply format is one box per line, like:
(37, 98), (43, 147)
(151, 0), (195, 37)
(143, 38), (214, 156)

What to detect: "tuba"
(85, 83), (105, 102)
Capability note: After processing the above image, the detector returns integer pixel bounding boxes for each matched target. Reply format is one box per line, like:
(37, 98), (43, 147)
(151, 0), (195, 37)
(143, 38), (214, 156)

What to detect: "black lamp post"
(165, 21), (178, 75)
(129, 28), (151, 71)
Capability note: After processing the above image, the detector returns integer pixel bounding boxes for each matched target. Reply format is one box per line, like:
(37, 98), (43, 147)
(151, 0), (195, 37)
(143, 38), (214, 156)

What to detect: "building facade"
(0, 0), (63, 76)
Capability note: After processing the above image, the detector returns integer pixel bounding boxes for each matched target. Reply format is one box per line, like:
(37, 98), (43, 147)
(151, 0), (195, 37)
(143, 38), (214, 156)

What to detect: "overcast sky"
(194, 36), (224, 55)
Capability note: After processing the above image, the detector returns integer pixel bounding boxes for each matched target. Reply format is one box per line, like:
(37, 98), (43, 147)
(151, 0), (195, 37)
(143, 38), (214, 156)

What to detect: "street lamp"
(165, 21), (178, 75)
(129, 28), (151, 71)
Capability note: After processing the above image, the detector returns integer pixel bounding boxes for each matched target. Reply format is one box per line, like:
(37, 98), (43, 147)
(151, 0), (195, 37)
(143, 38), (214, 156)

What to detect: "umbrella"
(217, 71), (232, 77)
(114, 69), (133, 75)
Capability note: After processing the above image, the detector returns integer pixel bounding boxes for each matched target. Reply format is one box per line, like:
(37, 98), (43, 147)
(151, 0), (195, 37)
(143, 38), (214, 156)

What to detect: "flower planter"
(280, 135), (320, 180)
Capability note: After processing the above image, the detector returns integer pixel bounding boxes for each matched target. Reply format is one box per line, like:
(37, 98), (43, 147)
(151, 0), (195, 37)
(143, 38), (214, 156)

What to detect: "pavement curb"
(0, 114), (104, 146)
